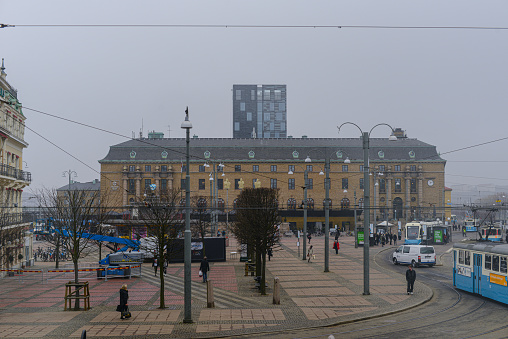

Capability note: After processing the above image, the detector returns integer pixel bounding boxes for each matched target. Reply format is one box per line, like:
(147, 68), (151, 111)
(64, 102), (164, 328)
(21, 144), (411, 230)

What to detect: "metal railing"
(0, 164), (31, 182)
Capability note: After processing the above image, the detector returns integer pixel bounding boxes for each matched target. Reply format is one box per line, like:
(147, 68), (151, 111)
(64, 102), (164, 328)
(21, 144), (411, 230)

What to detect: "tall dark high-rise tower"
(232, 84), (287, 138)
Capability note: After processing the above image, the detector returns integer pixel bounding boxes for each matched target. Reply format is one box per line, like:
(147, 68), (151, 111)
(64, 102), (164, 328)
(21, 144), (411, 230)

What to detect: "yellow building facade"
(99, 133), (446, 233)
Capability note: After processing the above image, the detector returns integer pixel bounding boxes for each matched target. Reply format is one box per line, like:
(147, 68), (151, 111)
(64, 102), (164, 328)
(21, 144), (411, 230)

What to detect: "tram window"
(459, 250), (464, 265)
(464, 251), (471, 266)
(485, 255), (492, 270)
(501, 257), (507, 274)
(492, 255), (500, 272)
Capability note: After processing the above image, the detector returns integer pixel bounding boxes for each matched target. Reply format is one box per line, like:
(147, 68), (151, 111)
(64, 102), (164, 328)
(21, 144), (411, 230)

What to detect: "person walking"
(267, 248), (273, 261)
(393, 234), (397, 246)
(462, 227), (466, 238)
(406, 265), (416, 295)
(163, 259), (168, 276)
(119, 284), (129, 319)
(152, 258), (158, 276)
(307, 233), (312, 244)
(199, 256), (210, 283)
(333, 240), (339, 254)
(307, 245), (314, 262)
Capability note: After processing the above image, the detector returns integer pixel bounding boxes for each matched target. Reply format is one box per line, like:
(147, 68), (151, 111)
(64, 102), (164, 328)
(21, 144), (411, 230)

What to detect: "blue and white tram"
(453, 243), (508, 305)
(405, 222), (423, 244)
(464, 218), (478, 233)
(479, 225), (503, 242)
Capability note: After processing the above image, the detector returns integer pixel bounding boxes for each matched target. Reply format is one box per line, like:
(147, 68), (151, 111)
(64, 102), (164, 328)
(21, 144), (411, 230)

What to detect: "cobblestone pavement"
(0, 235), (432, 338)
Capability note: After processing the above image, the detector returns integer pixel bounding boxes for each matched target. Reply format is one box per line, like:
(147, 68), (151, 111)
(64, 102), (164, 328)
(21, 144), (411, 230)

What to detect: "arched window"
(393, 197), (403, 219)
(217, 198), (225, 211)
(307, 198), (314, 210)
(287, 198), (297, 210)
(341, 198), (350, 209)
(197, 198), (207, 212)
(323, 199), (332, 208)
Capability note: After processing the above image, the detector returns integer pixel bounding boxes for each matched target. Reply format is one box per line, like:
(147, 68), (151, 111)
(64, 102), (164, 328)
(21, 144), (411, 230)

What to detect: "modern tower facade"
(232, 84), (287, 138)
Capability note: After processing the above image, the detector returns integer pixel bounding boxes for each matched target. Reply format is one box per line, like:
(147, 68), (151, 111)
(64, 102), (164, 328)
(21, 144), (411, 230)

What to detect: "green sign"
(357, 231), (364, 245)
(434, 229), (443, 243)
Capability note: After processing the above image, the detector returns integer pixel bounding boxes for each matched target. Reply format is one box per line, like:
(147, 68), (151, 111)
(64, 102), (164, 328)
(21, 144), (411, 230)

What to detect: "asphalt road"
(242, 234), (508, 339)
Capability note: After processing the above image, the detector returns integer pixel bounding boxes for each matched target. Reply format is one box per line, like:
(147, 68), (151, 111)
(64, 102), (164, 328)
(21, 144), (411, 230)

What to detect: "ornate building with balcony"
(0, 59), (32, 271)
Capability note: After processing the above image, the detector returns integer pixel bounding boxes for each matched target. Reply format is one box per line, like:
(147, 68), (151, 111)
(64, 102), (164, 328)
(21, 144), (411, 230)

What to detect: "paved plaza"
(0, 235), (432, 338)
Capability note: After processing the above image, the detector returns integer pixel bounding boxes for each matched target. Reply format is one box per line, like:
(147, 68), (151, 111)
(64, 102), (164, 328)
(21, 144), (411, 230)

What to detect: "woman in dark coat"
(119, 284), (129, 319)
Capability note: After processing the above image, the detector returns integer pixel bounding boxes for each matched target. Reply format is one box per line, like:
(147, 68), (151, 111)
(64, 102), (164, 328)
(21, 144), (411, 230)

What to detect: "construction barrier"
(1, 265), (141, 284)
(47, 265), (141, 282)
(0, 268), (44, 283)
(46, 267), (103, 283)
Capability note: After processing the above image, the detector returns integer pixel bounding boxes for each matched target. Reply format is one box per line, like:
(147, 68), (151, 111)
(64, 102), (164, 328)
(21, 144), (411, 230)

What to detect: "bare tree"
(232, 188), (280, 295)
(137, 187), (184, 309)
(90, 188), (120, 261)
(38, 188), (100, 310)
(190, 196), (211, 256)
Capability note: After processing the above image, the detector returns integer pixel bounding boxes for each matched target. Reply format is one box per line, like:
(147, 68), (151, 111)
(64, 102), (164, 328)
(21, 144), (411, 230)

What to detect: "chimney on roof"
(0, 58), (6, 79)
(393, 128), (407, 138)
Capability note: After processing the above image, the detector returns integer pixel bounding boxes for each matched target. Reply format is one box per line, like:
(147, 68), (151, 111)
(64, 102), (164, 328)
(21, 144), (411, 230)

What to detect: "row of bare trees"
(23, 185), (279, 308)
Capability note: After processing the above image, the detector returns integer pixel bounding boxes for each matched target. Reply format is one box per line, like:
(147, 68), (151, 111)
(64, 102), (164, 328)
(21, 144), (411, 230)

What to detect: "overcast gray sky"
(1, 0), (508, 197)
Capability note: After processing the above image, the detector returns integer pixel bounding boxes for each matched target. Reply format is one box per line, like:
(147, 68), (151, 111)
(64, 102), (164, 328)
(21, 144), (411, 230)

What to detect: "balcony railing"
(0, 164), (31, 182)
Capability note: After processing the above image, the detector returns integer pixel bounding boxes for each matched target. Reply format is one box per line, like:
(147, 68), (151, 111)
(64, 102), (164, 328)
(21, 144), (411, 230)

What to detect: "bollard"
(207, 280), (215, 308)
(273, 277), (280, 305)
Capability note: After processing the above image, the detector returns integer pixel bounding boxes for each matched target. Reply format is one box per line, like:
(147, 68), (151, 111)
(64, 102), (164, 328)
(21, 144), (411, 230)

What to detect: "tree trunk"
(159, 251), (165, 309)
(256, 244), (262, 277)
(55, 234), (60, 269)
(260, 251), (266, 295)
(73, 257), (80, 310)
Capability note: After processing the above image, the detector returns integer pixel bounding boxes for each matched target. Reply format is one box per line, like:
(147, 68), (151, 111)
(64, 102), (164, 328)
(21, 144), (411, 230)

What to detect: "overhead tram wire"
(22, 106), (299, 188)
(3, 23), (508, 30)
(23, 106), (508, 190)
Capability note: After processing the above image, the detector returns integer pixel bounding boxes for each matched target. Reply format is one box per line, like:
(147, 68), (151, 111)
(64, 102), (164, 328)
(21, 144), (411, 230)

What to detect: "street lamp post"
(224, 177), (230, 236)
(354, 190), (358, 248)
(338, 123), (397, 296)
(62, 169), (77, 191)
(181, 107), (193, 323)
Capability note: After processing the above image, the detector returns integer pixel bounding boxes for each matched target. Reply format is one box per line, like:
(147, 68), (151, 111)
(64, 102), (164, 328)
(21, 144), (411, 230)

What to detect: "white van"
(392, 245), (436, 267)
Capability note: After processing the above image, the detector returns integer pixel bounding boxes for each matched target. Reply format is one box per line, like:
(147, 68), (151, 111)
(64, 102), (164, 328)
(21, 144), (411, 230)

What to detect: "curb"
(199, 243), (434, 338)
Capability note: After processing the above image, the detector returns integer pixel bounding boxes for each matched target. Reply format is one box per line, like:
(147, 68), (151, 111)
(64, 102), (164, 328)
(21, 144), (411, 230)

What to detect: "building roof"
(56, 180), (100, 191)
(99, 137), (445, 164)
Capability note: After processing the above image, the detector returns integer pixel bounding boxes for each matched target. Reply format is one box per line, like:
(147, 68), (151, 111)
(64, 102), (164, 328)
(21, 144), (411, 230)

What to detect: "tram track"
(255, 246), (501, 339)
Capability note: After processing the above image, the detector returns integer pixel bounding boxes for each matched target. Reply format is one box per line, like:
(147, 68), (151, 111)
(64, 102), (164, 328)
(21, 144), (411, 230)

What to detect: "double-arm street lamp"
(288, 161), (310, 260)
(181, 107), (193, 323)
(337, 122), (397, 295)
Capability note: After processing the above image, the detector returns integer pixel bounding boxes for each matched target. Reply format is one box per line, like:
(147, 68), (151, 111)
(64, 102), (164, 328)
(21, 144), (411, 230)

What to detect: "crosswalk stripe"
(140, 268), (263, 308)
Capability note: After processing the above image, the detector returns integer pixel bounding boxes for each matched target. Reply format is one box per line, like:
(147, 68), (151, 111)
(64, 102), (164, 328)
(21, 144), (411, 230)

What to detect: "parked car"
(392, 244), (436, 267)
